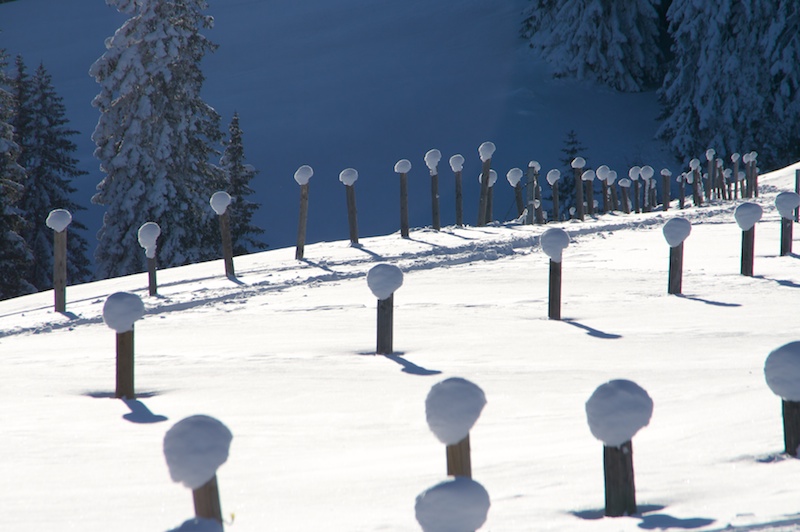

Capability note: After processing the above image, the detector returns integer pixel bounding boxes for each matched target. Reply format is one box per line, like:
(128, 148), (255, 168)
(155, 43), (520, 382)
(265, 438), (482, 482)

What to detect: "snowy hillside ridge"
(2, 162), (797, 341)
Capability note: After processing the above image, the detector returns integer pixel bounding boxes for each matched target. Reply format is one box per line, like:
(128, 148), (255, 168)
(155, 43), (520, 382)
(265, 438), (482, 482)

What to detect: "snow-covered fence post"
(660, 169), (672, 211)
(526, 161), (544, 224)
(607, 170), (619, 211)
(596, 165), (610, 212)
(705, 149), (716, 200)
(572, 157), (586, 220)
(477, 142), (495, 227)
(689, 159), (703, 207)
(450, 155), (465, 227)
(776, 192), (800, 256)
(479, 170), (498, 224)
(717, 159), (729, 200)
(294, 165), (313, 260)
(582, 169), (596, 216)
(795, 170), (800, 222)
(103, 292), (145, 399)
(724, 168), (733, 200)
(734, 202), (763, 277)
(628, 166), (641, 213)
(750, 152), (759, 198)
(507, 168), (524, 217)
(640, 166), (654, 212)
(137, 222), (161, 296)
(339, 168), (359, 244)
(415, 477), (490, 532)
(394, 160), (412, 238)
(765, 342), (800, 456)
(731, 153), (741, 199)
(210, 191), (235, 278)
(586, 379), (653, 517)
(425, 377), (486, 478)
(367, 264), (403, 355)
(677, 173), (686, 209)
(546, 169), (561, 221)
(46, 209), (72, 312)
(164, 415), (232, 526)
(425, 149), (442, 231)
(663, 218), (691, 295)
(541, 228), (569, 320)
(618, 178), (632, 214)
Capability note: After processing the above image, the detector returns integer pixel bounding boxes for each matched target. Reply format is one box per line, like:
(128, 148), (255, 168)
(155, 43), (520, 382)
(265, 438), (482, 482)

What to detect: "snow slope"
(2, 164), (800, 531)
(0, 0), (672, 265)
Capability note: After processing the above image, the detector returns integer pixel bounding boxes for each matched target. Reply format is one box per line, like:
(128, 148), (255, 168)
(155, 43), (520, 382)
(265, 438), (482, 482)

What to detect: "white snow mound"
(138, 222), (161, 259)
(546, 169), (561, 185)
(293, 165), (313, 185)
(394, 160), (412, 174)
(585, 379), (653, 447)
(478, 169), (497, 187)
(540, 228), (569, 263)
(415, 477), (490, 532)
(209, 191), (231, 215)
(366, 263), (403, 300)
(449, 154), (464, 173)
(45, 209), (72, 232)
(775, 192), (800, 219)
(102, 292), (145, 333)
(425, 377), (486, 445)
(163, 415), (233, 490)
(478, 141), (495, 162)
(765, 341), (800, 402)
(424, 149), (442, 171)
(571, 157), (585, 169)
(339, 168), (358, 186)
(607, 170), (618, 184)
(528, 160), (541, 171)
(734, 202), (763, 231)
(640, 165), (654, 180)
(581, 169), (595, 182)
(662, 218), (691, 247)
(506, 168), (523, 187)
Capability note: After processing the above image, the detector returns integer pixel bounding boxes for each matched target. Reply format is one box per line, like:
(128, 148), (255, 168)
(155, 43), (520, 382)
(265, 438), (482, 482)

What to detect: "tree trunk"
(604, 441), (636, 517)
(295, 183), (309, 260)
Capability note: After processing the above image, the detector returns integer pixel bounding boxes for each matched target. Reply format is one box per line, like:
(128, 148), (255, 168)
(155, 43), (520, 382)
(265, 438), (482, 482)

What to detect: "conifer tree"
(0, 49), (34, 299)
(554, 129), (588, 217)
(220, 112), (265, 255)
(12, 59), (92, 289)
(90, 0), (225, 279)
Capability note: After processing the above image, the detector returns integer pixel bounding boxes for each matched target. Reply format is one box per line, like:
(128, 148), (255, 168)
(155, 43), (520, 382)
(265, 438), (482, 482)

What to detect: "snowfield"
(3, 164), (800, 531)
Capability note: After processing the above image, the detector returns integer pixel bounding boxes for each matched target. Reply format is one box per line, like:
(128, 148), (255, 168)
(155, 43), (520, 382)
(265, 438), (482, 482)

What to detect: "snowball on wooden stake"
(585, 379), (653, 447)
(415, 477), (490, 532)
(138, 222), (161, 259)
(689, 158), (701, 171)
(628, 166), (641, 180)
(607, 170), (618, 184)
(46, 209), (72, 232)
(425, 377), (486, 445)
(662, 218), (691, 247)
(424, 149), (442, 173)
(367, 263), (403, 300)
(293, 165), (313, 185)
(394, 159), (412, 174)
(528, 160), (541, 172)
(705, 148), (716, 161)
(163, 415), (233, 490)
(506, 168), (523, 187)
(776, 192), (800, 220)
(581, 169), (596, 182)
(546, 169), (561, 185)
(540, 228), (570, 263)
(765, 342), (800, 402)
(640, 166), (654, 180)
(478, 141), (495, 162)
(103, 292), (145, 333)
(449, 154), (464, 173)
(571, 157), (586, 169)
(478, 169), (498, 187)
(209, 191), (231, 216)
(734, 202), (763, 231)
(596, 165), (610, 181)
(339, 168), (358, 186)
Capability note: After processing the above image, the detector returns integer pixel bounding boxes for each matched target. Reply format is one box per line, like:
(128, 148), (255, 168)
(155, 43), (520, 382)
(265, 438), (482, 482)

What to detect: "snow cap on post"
(339, 168), (358, 186)
(528, 160), (541, 172)
(689, 158), (701, 170)
(394, 159), (411, 174)
(581, 169), (596, 182)
(293, 165), (313, 185)
(596, 165), (610, 181)
(775, 192), (800, 219)
(571, 157), (586, 169)
(478, 141), (495, 162)
(618, 178), (631, 188)
(449, 154), (464, 173)
(628, 166), (641, 180)
(585, 379), (653, 447)
(731, 153), (741, 163)
(640, 166), (654, 181)
(46, 209), (72, 233)
(424, 149), (442, 174)
(137, 222), (161, 259)
(540, 228), (570, 263)
(415, 477), (490, 532)
(103, 292), (145, 333)
(478, 169), (498, 187)
(765, 342), (800, 402)
(662, 218), (691, 247)
(734, 202), (763, 231)
(425, 377), (486, 445)
(660, 168), (672, 177)
(209, 191), (231, 216)
(506, 168), (523, 187)
(367, 263), (403, 300)
(705, 148), (716, 161)
(546, 169), (561, 185)
(163, 415), (233, 490)
(606, 170), (618, 184)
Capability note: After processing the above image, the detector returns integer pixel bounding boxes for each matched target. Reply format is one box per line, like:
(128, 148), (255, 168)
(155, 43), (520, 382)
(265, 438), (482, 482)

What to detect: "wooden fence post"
(367, 264), (403, 355)
(210, 192), (235, 277)
(795, 169), (800, 222)
(751, 152), (759, 198)
(507, 168), (525, 218)
(376, 295), (394, 355)
(46, 209), (72, 312)
(583, 169), (596, 216)
(532, 162), (544, 224)
(731, 153), (741, 199)
(546, 169), (561, 221)
(394, 160), (412, 238)
(425, 150), (442, 231)
(548, 259), (562, 320)
(603, 442), (637, 517)
(194, 475), (223, 523)
(138, 222), (161, 296)
(640, 166), (654, 212)
(628, 166), (641, 213)
(449, 155), (465, 227)
(339, 169), (359, 245)
(705, 149), (716, 201)
(734, 202), (762, 277)
(618, 179), (631, 214)
(607, 171), (619, 212)
(480, 170), (497, 225)
(660, 169), (672, 211)
(477, 142), (495, 227)
(541, 228), (570, 320)
(663, 217), (691, 295)
(294, 165), (313, 260)
(764, 342), (800, 456)
(776, 192), (800, 256)
(102, 292), (145, 399)
(572, 157), (586, 220)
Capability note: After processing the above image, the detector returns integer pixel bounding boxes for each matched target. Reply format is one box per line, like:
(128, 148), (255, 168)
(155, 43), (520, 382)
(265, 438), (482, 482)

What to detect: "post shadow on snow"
(561, 318), (622, 339)
(57, 310), (79, 320)
(571, 505), (715, 529)
(754, 275), (800, 290)
(226, 274), (245, 286)
(675, 294), (742, 308)
(349, 243), (386, 261)
(355, 351), (442, 376)
(300, 258), (338, 273)
(83, 391), (167, 423)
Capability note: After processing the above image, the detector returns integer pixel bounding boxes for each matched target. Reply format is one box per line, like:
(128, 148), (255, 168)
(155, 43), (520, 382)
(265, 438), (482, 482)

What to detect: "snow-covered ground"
(3, 163), (800, 531)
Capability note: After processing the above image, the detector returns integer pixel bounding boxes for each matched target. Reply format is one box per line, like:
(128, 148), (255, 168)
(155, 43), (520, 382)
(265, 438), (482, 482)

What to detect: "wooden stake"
(525, 167), (536, 225)
(603, 441), (636, 517)
(620, 187), (631, 215)
(295, 183), (309, 260)
(679, 179), (686, 209)
(399, 172), (410, 238)
(486, 186), (493, 225)
(116, 329), (134, 399)
(346, 184), (359, 244)
(193, 474), (223, 526)
(147, 256), (157, 296)
(446, 434), (471, 478)
(692, 169), (703, 206)
(548, 259), (562, 320)
(477, 159), (491, 227)
(707, 159), (716, 201)
(782, 400), (800, 457)
(431, 171), (441, 231)
(601, 181), (610, 213)
(534, 171), (544, 224)
(585, 180), (594, 215)
(219, 211), (235, 278)
(454, 170), (463, 227)
(552, 183), (560, 221)
(376, 294), (393, 355)
(514, 184), (525, 218)
(632, 180), (640, 213)
(668, 243), (683, 295)
(610, 183), (619, 212)
(574, 168), (585, 221)
(662, 175), (670, 212)
(781, 218), (793, 257)
(53, 229), (67, 312)
(741, 228), (755, 276)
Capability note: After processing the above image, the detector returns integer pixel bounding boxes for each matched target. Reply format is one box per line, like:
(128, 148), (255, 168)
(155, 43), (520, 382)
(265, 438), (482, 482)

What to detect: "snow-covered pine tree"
(0, 49), (35, 299)
(90, 0), (225, 279)
(554, 129), (587, 218)
(523, 0), (663, 92)
(12, 59), (92, 289)
(220, 112), (265, 256)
